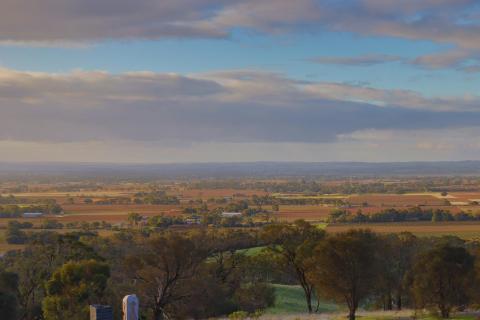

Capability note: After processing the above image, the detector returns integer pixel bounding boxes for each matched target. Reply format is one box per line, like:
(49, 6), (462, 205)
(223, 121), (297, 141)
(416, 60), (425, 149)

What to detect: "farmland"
(327, 221), (480, 240)
(2, 178), (480, 252)
(2, 176), (480, 319)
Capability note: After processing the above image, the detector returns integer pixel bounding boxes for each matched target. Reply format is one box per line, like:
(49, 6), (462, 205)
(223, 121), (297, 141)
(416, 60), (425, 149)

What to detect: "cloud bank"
(0, 0), (478, 47)
(0, 68), (479, 145)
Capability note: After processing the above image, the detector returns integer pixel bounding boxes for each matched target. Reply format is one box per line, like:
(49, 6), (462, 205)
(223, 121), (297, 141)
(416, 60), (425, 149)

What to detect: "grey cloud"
(0, 0), (479, 51)
(311, 54), (404, 66)
(309, 49), (480, 72)
(409, 50), (480, 70)
(0, 0), (232, 42)
(1, 68), (480, 145)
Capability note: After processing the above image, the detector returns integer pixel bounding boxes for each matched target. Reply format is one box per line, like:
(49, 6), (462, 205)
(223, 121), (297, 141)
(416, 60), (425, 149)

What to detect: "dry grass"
(347, 194), (445, 206)
(276, 205), (333, 221)
(176, 188), (268, 198)
(63, 204), (180, 215)
(327, 221), (480, 239)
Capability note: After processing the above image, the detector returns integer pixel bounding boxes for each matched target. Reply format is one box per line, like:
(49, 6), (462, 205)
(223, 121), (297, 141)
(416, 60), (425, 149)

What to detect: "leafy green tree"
(262, 220), (325, 313)
(2, 233), (100, 320)
(42, 260), (110, 320)
(411, 245), (475, 318)
(308, 229), (379, 320)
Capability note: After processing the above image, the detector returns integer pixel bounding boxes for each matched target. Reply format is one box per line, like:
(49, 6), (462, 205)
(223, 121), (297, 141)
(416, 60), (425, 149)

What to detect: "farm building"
(23, 212), (44, 218)
(221, 212), (242, 217)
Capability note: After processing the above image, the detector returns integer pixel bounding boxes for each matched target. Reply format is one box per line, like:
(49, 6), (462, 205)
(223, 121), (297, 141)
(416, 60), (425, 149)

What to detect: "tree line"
(329, 207), (480, 223)
(190, 177), (480, 194)
(0, 202), (63, 218)
(1, 221), (479, 319)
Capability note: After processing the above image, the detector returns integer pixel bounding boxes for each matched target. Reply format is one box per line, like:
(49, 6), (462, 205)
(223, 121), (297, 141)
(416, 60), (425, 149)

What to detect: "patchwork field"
(3, 190), (480, 226)
(2, 188), (480, 250)
(327, 221), (480, 239)
(62, 204), (181, 215)
(347, 194), (447, 206)
(175, 188), (269, 198)
(276, 205), (334, 221)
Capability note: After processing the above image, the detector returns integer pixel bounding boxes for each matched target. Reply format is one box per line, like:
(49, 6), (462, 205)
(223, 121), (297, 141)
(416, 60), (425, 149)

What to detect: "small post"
(90, 305), (113, 320)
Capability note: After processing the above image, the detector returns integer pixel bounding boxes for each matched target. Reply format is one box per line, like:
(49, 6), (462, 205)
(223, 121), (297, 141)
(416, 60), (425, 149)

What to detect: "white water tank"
(122, 294), (139, 320)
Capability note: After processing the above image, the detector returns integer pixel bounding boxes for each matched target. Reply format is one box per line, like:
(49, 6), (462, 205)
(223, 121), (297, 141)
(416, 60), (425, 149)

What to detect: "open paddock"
(54, 210), (181, 224)
(273, 193), (347, 200)
(175, 188), (268, 198)
(347, 194), (446, 206)
(276, 205), (333, 221)
(448, 192), (480, 202)
(327, 221), (480, 239)
(1, 190), (135, 203)
(62, 204), (181, 215)
(347, 205), (469, 215)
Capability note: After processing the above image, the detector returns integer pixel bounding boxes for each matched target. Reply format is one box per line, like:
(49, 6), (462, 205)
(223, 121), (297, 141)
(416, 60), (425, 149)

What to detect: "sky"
(1, 0), (480, 163)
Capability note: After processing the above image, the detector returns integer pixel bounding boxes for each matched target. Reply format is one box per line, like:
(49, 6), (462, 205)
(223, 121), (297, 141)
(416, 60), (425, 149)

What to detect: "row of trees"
(262, 221), (480, 319)
(0, 202), (63, 218)
(329, 207), (480, 223)
(190, 178), (480, 194)
(0, 228), (274, 320)
(1, 222), (479, 319)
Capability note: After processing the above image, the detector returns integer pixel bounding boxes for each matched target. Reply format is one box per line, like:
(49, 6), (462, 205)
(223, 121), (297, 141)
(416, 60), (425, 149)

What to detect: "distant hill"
(1, 161), (480, 180)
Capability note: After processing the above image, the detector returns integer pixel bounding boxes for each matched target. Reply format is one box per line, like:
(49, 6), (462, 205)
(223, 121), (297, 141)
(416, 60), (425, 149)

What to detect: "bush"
(233, 283), (275, 313)
(229, 311), (249, 320)
(5, 225), (27, 244)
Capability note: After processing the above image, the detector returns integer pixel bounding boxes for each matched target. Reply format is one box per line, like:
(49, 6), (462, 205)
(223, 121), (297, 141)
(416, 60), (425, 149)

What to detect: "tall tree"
(375, 232), (418, 311)
(262, 220), (325, 313)
(123, 232), (210, 320)
(308, 229), (379, 320)
(2, 232), (100, 320)
(42, 260), (110, 320)
(411, 245), (475, 318)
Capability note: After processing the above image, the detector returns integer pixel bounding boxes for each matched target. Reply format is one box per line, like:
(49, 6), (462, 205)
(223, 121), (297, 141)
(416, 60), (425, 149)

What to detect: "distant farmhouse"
(22, 212), (44, 218)
(221, 212), (242, 218)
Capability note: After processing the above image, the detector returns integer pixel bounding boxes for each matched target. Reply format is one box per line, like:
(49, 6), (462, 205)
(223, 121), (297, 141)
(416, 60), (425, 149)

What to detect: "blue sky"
(1, 32), (474, 96)
(0, 0), (480, 163)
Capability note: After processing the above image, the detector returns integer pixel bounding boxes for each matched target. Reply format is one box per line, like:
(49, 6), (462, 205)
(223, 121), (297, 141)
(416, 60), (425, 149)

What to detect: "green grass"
(237, 246), (267, 256)
(266, 284), (337, 315)
(316, 222), (329, 229)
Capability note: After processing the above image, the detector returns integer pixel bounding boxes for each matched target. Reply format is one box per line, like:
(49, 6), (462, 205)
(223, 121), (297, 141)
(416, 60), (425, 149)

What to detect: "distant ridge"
(1, 161), (480, 179)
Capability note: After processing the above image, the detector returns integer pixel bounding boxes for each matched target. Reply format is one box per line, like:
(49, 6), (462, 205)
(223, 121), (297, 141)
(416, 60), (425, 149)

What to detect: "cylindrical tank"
(122, 294), (139, 320)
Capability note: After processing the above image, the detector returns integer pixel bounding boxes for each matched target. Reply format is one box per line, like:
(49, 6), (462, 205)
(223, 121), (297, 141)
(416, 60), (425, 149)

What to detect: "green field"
(237, 246), (267, 256)
(266, 284), (337, 315)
